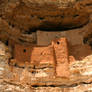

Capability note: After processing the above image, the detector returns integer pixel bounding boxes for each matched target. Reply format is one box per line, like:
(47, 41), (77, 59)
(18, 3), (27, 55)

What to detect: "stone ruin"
(9, 38), (75, 78)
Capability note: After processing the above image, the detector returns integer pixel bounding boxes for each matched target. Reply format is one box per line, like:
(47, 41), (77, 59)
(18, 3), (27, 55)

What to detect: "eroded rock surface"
(3, 2), (89, 31)
(0, 0), (90, 45)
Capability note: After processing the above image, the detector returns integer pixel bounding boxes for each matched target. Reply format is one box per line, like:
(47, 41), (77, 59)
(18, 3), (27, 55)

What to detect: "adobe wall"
(31, 46), (54, 65)
(13, 37), (70, 77)
(52, 38), (70, 77)
(14, 44), (32, 66)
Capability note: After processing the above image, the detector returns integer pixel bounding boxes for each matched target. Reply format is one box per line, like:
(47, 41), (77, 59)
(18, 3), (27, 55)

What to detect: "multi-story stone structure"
(9, 38), (75, 78)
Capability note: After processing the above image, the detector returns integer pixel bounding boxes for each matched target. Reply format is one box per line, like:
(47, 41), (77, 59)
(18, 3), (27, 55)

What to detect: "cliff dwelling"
(9, 38), (73, 77)
(1, 0), (92, 91)
(0, 0), (92, 78)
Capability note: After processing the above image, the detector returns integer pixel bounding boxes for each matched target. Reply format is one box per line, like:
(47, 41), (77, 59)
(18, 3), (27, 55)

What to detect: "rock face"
(3, 2), (89, 31)
(1, 0), (92, 92)
(0, 0), (90, 45)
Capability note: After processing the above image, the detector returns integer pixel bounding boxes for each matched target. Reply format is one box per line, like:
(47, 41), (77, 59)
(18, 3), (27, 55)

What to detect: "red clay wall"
(31, 46), (54, 65)
(13, 38), (70, 77)
(14, 44), (32, 65)
(52, 38), (70, 77)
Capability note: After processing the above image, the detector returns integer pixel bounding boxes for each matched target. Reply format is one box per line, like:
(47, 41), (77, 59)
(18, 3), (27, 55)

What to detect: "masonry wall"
(52, 38), (70, 77)
(14, 38), (70, 77)
(14, 44), (32, 66)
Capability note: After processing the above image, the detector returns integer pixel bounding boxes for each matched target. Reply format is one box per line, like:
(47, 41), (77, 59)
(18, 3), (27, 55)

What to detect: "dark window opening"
(32, 71), (36, 74)
(5, 40), (9, 46)
(57, 41), (60, 45)
(83, 38), (88, 44)
(61, 15), (64, 18)
(90, 43), (92, 48)
(8, 22), (15, 28)
(39, 17), (44, 20)
(30, 15), (34, 18)
(11, 57), (14, 59)
(23, 49), (26, 53)
(11, 24), (15, 28)
(0, 15), (2, 17)
(73, 14), (79, 17)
